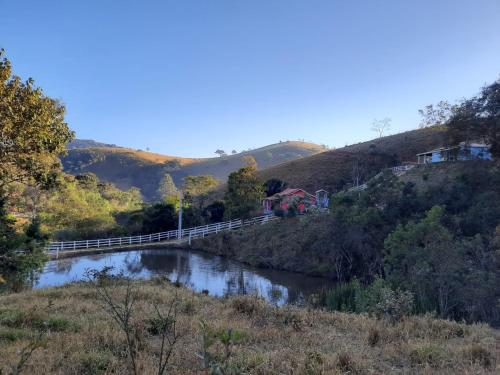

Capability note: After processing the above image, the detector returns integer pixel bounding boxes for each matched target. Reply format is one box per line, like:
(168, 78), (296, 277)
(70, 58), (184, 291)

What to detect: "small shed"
(315, 189), (329, 209)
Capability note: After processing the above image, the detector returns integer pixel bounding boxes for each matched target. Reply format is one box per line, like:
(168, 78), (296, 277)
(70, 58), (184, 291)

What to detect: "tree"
(141, 203), (177, 233)
(224, 165), (264, 219)
(351, 155), (365, 188)
(263, 178), (287, 197)
(182, 175), (218, 208)
(215, 149), (226, 157)
(39, 174), (142, 240)
(0, 49), (74, 194)
(203, 201), (225, 223)
(382, 206), (499, 321)
(0, 49), (73, 282)
(418, 100), (455, 128)
(370, 117), (391, 138)
(182, 175), (218, 198)
(446, 79), (500, 158)
(241, 155), (257, 169)
(231, 150), (237, 155)
(156, 173), (178, 201)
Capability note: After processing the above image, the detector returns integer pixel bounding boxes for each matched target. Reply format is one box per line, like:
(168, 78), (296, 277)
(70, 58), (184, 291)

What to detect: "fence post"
(86, 240), (89, 249)
(98, 239), (100, 248)
(56, 244), (59, 259)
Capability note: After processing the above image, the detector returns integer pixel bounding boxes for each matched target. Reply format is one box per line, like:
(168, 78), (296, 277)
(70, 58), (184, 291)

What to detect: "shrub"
(462, 344), (493, 368)
(409, 345), (445, 367)
(373, 288), (414, 322)
(146, 316), (175, 336)
(304, 351), (324, 375)
(336, 352), (355, 373)
(0, 328), (29, 342)
(78, 351), (111, 375)
(0, 309), (73, 332)
(366, 326), (380, 346)
(230, 295), (267, 317)
(324, 280), (361, 312)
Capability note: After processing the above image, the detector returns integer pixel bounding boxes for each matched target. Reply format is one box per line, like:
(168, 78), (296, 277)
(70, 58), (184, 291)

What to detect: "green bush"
(409, 345), (445, 367)
(0, 328), (29, 342)
(0, 308), (73, 332)
(372, 288), (414, 322)
(324, 280), (361, 312)
(313, 278), (413, 322)
(78, 351), (111, 375)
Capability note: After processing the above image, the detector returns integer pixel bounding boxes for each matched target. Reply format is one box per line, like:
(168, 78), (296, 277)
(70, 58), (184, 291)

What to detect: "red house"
(262, 188), (317, 214)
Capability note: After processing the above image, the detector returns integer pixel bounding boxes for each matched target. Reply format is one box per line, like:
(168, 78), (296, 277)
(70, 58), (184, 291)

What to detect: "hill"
(194, 160), (500, 326)
(257, 126), (447, 193)
(61, 141), (326, 200)
(67, 139), (120, 150)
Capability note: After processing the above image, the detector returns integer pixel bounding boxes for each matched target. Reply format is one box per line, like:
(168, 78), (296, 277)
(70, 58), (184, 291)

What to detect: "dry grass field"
(0, 280), (498, 374)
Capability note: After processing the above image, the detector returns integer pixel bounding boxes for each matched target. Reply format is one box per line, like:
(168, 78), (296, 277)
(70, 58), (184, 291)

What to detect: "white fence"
(47, 214), (278, 257)
(391, 164), (415, 173)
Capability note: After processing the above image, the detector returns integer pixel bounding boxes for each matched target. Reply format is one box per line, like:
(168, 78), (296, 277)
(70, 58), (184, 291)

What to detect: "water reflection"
(36, 248), (334, 305)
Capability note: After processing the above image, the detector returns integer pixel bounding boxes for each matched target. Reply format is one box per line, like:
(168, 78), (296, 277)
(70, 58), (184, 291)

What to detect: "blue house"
(417, 142), (492, 164)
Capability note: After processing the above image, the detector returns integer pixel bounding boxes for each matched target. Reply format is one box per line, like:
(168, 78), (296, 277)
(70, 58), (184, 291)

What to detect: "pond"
(34, 248), (335, 306)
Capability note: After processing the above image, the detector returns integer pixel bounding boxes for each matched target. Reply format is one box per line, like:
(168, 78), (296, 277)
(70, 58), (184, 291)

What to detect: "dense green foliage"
(0, 50), (74, 194)
(312, 278), (414, 322)
(224, 165), (264, 219)
(138, 203), (177, 234)
(182, 175), (219, 211)
(446, 79), (500, 157)
(0, 49), (73, 283)
(263, 178), (288, 197)
(34, 173), (142, 240)
(156, 173), (178, 201)
(0, 198), (47, 290)
(195, 162), (500, 325)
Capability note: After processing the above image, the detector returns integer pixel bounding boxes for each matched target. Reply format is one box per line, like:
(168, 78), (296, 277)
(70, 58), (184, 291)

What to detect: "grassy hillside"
(257, 126), (447, 193)
(62, 141), (326, 200)
(0, 281), (498, 374)
(67, 139), (120, 150)
(193, 160), (500, 326)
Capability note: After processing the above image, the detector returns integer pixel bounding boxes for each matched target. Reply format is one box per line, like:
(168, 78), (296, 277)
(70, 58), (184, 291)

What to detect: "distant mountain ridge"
(67, 139), (120, 150)
(61, 140), (327, 200)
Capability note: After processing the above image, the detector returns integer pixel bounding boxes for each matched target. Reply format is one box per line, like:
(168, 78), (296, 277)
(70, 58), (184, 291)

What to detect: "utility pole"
(178, 191), (183, 239)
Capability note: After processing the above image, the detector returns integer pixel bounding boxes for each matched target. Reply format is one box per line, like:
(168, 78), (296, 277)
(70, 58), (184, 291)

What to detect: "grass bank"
(190, 216), (339, 278)
(0, 280), (498, 374)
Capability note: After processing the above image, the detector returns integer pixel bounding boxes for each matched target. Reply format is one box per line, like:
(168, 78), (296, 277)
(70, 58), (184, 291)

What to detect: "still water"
(35, 248), (334, 305)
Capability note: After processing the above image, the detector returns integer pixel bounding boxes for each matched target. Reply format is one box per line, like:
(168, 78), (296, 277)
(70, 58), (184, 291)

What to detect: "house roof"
(263, 188), (315, 200)
(416, 142), (490, 156)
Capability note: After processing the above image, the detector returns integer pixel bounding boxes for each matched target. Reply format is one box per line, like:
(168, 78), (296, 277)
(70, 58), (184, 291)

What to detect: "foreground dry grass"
(0, 280), (498, 374)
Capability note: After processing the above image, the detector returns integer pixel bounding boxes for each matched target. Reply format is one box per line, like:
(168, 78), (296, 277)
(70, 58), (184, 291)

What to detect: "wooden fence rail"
(46, 214), (278, 257)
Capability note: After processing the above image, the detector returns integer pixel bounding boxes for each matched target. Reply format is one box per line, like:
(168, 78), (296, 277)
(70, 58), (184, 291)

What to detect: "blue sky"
(1, 0), (499, 157)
